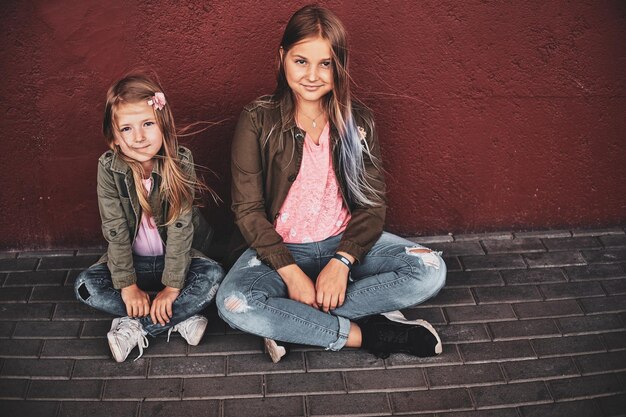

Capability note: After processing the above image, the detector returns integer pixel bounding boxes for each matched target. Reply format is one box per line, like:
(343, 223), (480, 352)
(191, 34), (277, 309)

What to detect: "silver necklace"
(299, 110), (324, 128)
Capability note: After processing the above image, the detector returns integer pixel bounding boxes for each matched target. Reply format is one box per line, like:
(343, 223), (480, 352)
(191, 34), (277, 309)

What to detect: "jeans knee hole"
(224, 292), (253, 313)
(78, 283), (90, 300)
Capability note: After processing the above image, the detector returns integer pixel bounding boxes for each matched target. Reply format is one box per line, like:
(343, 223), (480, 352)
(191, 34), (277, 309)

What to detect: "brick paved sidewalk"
(1, 228), (625, 417)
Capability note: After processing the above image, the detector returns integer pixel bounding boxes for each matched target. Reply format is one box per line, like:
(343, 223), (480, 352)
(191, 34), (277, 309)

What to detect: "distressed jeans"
(75, 255), (225, 336)
(216, 232), (446, 350)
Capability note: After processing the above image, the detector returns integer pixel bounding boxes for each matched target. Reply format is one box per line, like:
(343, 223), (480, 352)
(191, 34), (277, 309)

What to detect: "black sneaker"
(359, 310), (442, 359)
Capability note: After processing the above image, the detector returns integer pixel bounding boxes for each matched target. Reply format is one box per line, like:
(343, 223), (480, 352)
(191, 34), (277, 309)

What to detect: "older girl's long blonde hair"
(102, 73), (205, 225)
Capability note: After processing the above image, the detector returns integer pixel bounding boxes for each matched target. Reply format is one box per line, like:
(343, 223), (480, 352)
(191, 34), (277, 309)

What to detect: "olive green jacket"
(96, 146), (212, 289)
(230, 94), (386, 269)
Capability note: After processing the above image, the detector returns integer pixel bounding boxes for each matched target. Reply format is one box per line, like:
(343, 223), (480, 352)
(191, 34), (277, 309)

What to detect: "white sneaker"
(167, 314), (208, 346)
(107, 317), (149, 362)
(264, 338), (288, 363)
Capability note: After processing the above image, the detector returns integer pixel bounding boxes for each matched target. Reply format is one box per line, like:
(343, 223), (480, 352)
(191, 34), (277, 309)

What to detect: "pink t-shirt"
(275, 123), (351, 243)
(132, 177), (165, 256)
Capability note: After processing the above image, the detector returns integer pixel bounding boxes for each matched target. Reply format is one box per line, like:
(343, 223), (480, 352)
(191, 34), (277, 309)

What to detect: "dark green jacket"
(96, 146), (211, 289)
(230, 94), (386, 269)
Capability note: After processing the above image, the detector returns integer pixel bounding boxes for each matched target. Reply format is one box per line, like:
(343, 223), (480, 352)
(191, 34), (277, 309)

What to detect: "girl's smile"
(114, 102), (164, 174)
(283, 36), (334, 104)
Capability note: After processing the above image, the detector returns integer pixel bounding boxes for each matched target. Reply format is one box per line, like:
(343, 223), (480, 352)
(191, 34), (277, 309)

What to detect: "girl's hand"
(121, 284), (151, 318)
(315, 252), (354, 312)
(150, 286), (181, 326)
(277, 264), (319, 309)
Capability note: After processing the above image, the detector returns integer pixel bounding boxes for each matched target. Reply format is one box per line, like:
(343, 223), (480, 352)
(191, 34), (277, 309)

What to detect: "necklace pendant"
(312, 121), (317, 128)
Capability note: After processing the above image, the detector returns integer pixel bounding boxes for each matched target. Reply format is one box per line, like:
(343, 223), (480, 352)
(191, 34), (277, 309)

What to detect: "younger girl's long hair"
(274, 5), (384, 207)
(102, 73), (204, 225)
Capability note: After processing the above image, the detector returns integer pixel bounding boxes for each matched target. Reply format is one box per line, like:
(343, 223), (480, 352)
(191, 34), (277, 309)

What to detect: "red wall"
(1, 1), (625, 250)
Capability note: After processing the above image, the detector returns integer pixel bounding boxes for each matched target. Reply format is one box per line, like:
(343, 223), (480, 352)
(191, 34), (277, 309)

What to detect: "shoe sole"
(381, 310), (443, 355)
(264, 338), (287, 363)
(107, 332), (126, 363)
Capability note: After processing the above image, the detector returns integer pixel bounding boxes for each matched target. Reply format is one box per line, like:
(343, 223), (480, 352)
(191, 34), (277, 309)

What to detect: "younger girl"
(75, 73), (224, 362)
(217, 6), (446, 362)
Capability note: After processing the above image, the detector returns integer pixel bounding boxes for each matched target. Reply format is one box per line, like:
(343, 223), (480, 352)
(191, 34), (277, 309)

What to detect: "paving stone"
(0, 287), (31, 302)
(72, 358), (148, 378)
(500, 268), (566, 285)
(471, 381), (551, 407)
(149, 356), (225, 377)
(482, 238), (545, 254)
(424, 241), (485, 256)
(580, 295), (626, 314)
(542, 236), (602, 251)
(390, 388), (472, 413)
(41, 339), (110, 359)
(39, 255), (100, 270)
(602, 278), (626, 295)
(60, 401), (139, 417)
(427, 363), (503, 387)
(519, 399), (603, 417)
(503, 357), (579, 381)
(444, 256), (463, 271)
(446, 271), (503, 287)
(408, 234), (454, 244)
(0, 401), (59, 417)
(104, 378), (182, 399)
(583, 249), (626, 264)
(402, 306), (447, 325)
(80, 321), (112, 338)
(182, 375), (262, 399)
(28, 380), (103, 400)
(13, 321), (81, 338)
(0, 321), (15, 337)
(345, 368), (426, 392)
(600, 234), (626, 247)
(461, 254), (526, 271)
(75, 247), (106, 256)
(514, 230), (572, 239)
(531, 334), (605, 357)
(0, 273), (5, 286)
(0, 378), (29, 399)
(140, 400), (219, 417)
(266, 372), (345, 395)
(385, 348), (463, 368)
(64, 270), (81, 286)
(564, 264), (625, 281)
(0, 252), (18, 259)
(223, 396), (305, 417)
(1, 358), (73, 378)
(0, 258), (38, 272)
(0, 339), (43, 357)
(189, 333), (261, 355)
(142, 336), (187, 357)
(524, 251), (586, 268)
(513, 300), (583, 318)
(489, 319), (560, 340)
(474, 286), (542, 304)
(549, 373), (624, 400)
(437, 410), (518, 417)
(572, 227), (625, 237)
(421, 287), (475, 306)
(4, 270), (66, 286)
(0, 303), (54, 320)
(308, 392), (390, 415)
(30, 286), (77, 302)
(540, 281), (605, 300)
(558, 314), (624, 335)
(19, 250), (75, 258)
(576, 351), (626, 375)
(598, 393), (626, 417)
(459, 340), (536, 362)
(604, 331), (626, 350)
(52, 303), (113, 320)
(306, 349), (384, 371)
(446, 304), (516, 323)
(228, 352), (305, 375)
(455, 232), (513, 241)
(437, 323), (490, 344)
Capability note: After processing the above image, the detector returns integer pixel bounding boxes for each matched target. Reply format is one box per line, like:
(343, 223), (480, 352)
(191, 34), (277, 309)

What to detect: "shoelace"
(114, 318), (149, 361)
(166, 325), (177, 343)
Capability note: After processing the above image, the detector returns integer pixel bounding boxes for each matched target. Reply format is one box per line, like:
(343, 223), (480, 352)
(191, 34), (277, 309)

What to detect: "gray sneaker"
(167, 314), (208, 346)
(107, 317), (149, 362)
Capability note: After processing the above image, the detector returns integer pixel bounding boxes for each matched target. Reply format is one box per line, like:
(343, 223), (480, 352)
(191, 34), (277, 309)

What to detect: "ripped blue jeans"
(216, 232), (446, 351)
(74, 256), (224, 337)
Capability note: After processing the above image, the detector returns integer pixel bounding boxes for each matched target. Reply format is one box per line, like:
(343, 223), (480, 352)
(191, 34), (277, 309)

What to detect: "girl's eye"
(295, 59), (306, 65)
(120, 127), (131, 133)
(144, 121), (155, 127)
(321, 61), (332, 68)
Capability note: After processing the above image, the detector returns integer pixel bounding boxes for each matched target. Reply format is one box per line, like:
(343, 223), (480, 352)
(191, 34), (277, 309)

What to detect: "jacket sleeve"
(336, 115), (387, 262)
(97, 161), (137, 289)
(231, 109), (296, 270)
(161, 149), (195, 289)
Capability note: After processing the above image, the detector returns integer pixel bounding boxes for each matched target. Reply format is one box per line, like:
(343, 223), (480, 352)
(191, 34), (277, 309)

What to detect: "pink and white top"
(275, 123), (351, 244)
(132, 177), (165, 256)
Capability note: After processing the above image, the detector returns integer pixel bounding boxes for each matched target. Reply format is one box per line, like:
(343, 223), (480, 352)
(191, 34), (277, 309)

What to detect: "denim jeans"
(75, 255), (225, 337)
(216, 232), (446, 351)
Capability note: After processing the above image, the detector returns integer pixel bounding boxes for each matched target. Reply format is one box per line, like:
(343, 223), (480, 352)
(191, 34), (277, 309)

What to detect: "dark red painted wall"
(1, 1), (625, 250)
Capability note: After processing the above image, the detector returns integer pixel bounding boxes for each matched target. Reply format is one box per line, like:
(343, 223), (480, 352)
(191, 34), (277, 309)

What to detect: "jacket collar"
(110, 151), (160, 177)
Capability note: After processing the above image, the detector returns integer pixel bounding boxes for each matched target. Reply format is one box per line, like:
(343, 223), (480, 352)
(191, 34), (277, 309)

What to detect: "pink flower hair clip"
(147, 92), (166, 110)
